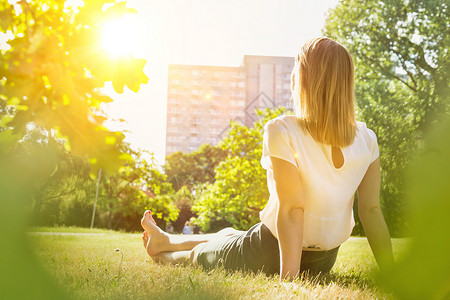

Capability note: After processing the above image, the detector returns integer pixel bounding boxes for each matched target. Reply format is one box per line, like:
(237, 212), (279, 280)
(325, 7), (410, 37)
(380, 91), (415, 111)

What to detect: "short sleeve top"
(260, 115), (379, 250)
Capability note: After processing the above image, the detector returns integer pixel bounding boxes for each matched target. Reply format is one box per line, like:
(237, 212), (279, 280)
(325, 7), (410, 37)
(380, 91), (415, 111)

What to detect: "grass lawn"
(29, 226), (129, 234)
(29, 227), (408, 299)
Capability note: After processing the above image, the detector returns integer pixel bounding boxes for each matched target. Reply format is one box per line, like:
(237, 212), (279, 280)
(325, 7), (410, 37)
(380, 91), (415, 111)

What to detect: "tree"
(109, 146), (178, 230)
(28, 141), (179, 231)
(83, 144), (178, 231)
(323, 0), (449, 235)
(163, 144), (228, 231)
(193, 108), (287, 231)
(164, 144), (228, 191)
(324, 0), (449, 128)
(0, 0), (148, 173)
(167, 186), (195, 232)
(31, 136), (95, 227)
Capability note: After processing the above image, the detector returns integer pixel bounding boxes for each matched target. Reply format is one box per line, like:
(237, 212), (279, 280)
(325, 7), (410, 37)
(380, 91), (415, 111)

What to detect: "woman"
(182, 221), (192, 235)
(141, 37), (394, 280)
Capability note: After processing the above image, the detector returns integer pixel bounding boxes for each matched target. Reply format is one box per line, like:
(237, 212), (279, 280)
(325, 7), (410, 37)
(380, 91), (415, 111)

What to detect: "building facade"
(166, 55), (294, 156)
(243, 55), (294, 125)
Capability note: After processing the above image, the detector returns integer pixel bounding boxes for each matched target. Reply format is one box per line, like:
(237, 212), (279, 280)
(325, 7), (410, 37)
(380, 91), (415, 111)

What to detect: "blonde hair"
(291, 37), (356, 147)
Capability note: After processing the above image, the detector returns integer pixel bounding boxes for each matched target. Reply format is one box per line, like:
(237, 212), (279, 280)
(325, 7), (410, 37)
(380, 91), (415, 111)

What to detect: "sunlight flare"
(101, 15), (141, 57)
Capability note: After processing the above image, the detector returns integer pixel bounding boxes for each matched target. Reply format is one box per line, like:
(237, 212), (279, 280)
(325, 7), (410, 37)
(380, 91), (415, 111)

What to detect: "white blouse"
(260, 115), (379, 250)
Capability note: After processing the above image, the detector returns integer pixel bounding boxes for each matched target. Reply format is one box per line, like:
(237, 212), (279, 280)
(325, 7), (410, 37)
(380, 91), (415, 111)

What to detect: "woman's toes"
(142, 210), (151, 220)
(145, 210), (157, 225)
(141, 211), (152, 229)
(141, 210), (160, 233)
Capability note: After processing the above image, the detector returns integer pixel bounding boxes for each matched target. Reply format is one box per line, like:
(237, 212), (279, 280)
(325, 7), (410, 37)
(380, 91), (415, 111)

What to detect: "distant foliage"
(324, 0), (449, 235)
(164, 144), (227, 191)
(94, 145), (178, 231)
(163, 144), (228, 231)
(31, 135), (95, 227)
(29, 137), (179, 231)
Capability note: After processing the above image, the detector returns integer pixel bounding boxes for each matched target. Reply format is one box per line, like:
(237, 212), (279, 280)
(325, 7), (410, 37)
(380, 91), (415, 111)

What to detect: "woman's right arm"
(271, 156), (305, 281)
(357, 157), (394, 271)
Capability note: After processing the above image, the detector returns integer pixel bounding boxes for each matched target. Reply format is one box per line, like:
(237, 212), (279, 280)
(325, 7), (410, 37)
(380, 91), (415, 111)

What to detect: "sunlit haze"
(102, 0), (340, 164)
(101, 14), (142, 57)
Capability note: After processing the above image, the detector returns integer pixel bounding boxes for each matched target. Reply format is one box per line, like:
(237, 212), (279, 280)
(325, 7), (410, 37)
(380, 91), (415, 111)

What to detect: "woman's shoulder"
(264, 115), (312, 144)
(264, 115), (299, 130)
(356, 121), (378, 144)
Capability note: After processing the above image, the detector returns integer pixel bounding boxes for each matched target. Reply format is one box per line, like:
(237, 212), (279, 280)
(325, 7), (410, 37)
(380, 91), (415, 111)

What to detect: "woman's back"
(260, 115), (379, 250)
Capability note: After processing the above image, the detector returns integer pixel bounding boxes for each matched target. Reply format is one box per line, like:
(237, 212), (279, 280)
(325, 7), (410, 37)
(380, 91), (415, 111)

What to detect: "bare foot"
(142, 231), (149, 249)
(140, 210), (170, 257)
(142, 231), (163, 263)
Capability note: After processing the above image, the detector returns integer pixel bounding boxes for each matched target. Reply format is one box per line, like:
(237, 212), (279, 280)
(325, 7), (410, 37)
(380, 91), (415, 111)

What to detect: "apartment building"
(166, 55), (294, 156)
(243, 55), (294, 125)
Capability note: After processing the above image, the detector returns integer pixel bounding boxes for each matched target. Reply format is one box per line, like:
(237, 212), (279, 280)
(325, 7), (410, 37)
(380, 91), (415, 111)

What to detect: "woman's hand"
(270, 156), (305, 281)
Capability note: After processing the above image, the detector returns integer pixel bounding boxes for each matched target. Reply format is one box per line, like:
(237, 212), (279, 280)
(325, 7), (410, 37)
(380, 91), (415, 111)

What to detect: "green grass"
(29, 228), (409, 299)
(29, 226), (127, 234)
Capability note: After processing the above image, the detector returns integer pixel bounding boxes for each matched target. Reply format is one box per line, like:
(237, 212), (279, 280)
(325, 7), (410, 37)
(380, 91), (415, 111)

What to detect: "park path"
(28, 232), (110, 236)
(28, 231), (367, 240)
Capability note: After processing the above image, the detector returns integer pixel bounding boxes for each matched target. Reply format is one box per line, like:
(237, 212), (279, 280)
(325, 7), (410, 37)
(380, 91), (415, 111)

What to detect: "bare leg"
(150, 243), (207, 266)
(143, 231), (202, 265)
(153, 251), (192, 265)
(141, 210), (241, 257)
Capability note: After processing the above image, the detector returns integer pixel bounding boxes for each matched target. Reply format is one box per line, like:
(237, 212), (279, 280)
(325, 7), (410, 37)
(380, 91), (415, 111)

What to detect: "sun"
(101, 15), (141, 57)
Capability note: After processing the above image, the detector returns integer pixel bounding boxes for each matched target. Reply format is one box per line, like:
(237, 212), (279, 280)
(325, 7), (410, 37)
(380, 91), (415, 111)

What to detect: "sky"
(101, 0), (341, 164)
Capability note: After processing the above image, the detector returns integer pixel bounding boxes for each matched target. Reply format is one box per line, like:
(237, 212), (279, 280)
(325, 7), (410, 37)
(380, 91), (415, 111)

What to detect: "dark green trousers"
(196, 222), (339, 275)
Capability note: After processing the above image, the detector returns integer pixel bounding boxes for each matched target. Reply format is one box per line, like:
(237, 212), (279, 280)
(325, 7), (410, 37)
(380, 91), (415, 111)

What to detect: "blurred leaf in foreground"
(379, 116), (450, 300)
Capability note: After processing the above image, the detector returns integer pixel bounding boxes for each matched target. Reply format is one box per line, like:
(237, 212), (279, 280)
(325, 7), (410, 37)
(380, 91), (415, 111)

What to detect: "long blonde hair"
(291, 37), (356, 147)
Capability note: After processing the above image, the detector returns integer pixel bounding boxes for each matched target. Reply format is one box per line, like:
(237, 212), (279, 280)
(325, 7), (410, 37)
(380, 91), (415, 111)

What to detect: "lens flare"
(101, 15), (141, 57)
